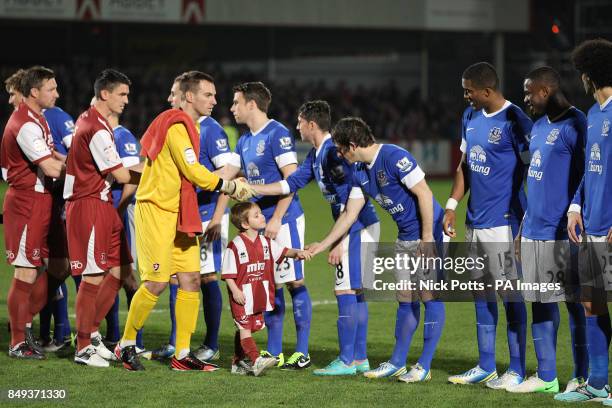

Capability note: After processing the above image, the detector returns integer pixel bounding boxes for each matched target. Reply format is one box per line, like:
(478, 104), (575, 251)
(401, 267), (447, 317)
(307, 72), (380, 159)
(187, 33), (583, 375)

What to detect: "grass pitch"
(0, 181), (587, 407)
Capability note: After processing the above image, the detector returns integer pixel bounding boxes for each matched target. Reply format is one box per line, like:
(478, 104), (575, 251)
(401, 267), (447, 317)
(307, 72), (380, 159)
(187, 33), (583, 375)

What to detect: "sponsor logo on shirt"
(469, 145), (491, 176)
(216, 139), (229, 151)
(488, 127), (502, 144)
(247, 162), (260, 178)
(239, 251), (248, 263)
(32, 248), (40, 260)
(246, 262), (266, 274)
(588, 143), (603, 175)
(602, 119), (610, 137)
(124, 143), (138, 154)
(256, 140), (266, 156)
(70, 260), (83, 270)
(395, 157), (413, 172)
(64, 120), (75, 133)
(318, 180), (331, 195)
(279, 137), (293, 150)
(546, 129), (560, 145)
(6, 250), (15, 261)
(184, 148), (196, 164)
(528, 150), (543, 181)
(263, 243), (270, 260)
(377, 170), (389, 186)
(374, 193), (394, 209)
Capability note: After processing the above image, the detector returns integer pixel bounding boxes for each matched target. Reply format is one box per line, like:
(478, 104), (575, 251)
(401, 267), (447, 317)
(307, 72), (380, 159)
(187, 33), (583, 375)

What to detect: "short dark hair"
(230, 202), (258, 232)
(462, 62), (499, 90)
(571, 38), (612, 89)
(20, 66), (55, 97)
(93, 69), (131, 98)
(5, 69), (26, 93)
(173, 71), (189, 84)
(526, 66), (561, 89)
(178, 70), (215, 96)
(332, 117), (376, 148)
(232, 82), (272, 113)
(298, 100), (331, 131)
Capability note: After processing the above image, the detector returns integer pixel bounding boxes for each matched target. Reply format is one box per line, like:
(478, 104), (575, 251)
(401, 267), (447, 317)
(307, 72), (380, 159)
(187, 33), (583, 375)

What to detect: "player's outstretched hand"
(222, 178), (257, 202)
(328, 242), (343, 266)
(232, 289), (246, 305)
(295, 250), (312, 261)
(204, 219), (222, 242)
(305, 242), (322, 257)
(264, 217), (281, 240)
(443, 210), (456, 238)
(567, 211), (583, 243)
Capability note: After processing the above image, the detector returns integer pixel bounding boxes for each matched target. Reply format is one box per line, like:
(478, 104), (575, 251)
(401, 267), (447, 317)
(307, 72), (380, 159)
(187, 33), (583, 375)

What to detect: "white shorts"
(466, 225), (518, 281)
(579, 234), (612, 292)
(335, 222), (380, 291)
(199, 213), (229, 274)
(274, 214), (305, 284)
(520, 237), (578, 302)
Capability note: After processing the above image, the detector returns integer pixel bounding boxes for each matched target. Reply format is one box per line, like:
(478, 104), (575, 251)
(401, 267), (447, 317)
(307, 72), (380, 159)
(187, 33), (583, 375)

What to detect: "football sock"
(56, 283), (71, 341)
(75, 281), (99, 351)
(104, 295), (121, 343)
(504, 301), (527, 377)
(389, 301), (420, 368)
(418, 300), (445, 371)
(240, 336), (260, 363)
(233, 331), (244, 362)
(93, 274), (122, 333)
(124, 286), (144, 349)
(201, 280), (222, 350)
(532, 302), (560, 382)
(39, 302), (53, 342)
(121, 285), (158, 347)
(586, 314), (611, 389)
(336, 294), (357, 365)
(290, 285), (312, 355)
(264, 288), (285, 356)
(7, 278), (33, 347)
(168, 283), (178, 346)
(354, 293), (369, 361)
(475, 300), (498, 373)
(566, 302), (588, 379)
(28, 271), (48, 320)
(174, 289), (200, 359)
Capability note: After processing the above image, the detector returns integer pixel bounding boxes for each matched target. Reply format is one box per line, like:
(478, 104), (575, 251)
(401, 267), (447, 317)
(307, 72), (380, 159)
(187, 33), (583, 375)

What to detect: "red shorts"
(47, 192), (68, 259)
(66, 198), (132, 276)
(233, 312), (265, 332)
(3, 188), (52, 268)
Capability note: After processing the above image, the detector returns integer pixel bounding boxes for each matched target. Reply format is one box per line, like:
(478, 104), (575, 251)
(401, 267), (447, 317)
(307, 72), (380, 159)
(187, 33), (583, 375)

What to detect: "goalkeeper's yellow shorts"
(135, 201), (200, 283)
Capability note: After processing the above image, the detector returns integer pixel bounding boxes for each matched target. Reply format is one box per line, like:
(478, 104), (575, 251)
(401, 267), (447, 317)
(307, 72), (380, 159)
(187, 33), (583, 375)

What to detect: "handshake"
(220, 177), (258, 202)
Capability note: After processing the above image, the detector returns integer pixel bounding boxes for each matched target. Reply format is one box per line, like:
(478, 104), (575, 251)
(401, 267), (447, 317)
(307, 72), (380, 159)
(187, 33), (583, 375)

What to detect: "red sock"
(92, 274), (121, 332)
(7, 278), (33, 347)
(28, 271), (48, 321)
(233, 331), (245, 363)
(75, 281), (99, 351)
(240, 336), (259, 363)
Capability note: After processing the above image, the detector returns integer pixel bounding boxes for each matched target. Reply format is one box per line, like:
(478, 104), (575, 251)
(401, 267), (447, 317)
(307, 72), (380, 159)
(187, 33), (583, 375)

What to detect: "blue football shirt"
(460, 101), (532, 229)
(236, 119), (303, 222)
(44, 107), (74, 155)
(111, 125), (140, 208)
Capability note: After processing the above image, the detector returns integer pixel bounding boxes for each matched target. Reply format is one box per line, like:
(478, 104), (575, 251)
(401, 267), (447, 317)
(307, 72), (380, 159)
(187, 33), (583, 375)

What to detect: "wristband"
(445, 198), (458, 211)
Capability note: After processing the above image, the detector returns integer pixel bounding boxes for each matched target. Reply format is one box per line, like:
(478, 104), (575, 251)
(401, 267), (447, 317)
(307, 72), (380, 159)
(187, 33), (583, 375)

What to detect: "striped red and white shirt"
(222, 233), (288, 317)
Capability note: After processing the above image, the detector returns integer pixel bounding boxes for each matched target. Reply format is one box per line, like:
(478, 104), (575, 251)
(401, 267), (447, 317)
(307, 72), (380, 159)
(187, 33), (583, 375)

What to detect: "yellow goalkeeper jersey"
(136, 123), (220, 212)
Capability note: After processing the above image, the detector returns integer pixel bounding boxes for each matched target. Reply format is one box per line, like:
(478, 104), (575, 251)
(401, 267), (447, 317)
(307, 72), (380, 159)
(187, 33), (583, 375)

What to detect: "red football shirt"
(0, 102), (54, 193)
(63, 106), (123, 202)
(222, 234), (288, 316)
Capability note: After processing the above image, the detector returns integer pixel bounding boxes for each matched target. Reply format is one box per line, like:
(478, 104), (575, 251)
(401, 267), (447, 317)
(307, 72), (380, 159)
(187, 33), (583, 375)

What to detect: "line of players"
(2, 38), (611, 402)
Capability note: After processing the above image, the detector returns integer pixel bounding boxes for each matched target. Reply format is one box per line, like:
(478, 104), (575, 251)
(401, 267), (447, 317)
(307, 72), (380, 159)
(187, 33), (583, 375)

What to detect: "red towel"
(140, 109), (203, 237)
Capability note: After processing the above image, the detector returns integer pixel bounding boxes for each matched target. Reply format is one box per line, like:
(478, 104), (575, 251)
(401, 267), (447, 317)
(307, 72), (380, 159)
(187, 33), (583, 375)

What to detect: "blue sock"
(475, 300), (498, 373)
(504, 301), (527, 377)
(389, 302), (420, 368)
(532, 302), (560, 381)
(168, 283), (178, 346)
(39, 301), (53, 341)
(201, 280), (222, 351)
(418, 300), (445, 371)
(54, 283), (70, 342)
(586, 314), (611, 389)
(354, 293), (369, 361)
(336, 294), (357, 365)
(566, 302), (588, 379)
(105, 295), (121, 343)
(264, 288), (285, 356)
(290, 286), (312, 355)
(136, 329), (144, 350)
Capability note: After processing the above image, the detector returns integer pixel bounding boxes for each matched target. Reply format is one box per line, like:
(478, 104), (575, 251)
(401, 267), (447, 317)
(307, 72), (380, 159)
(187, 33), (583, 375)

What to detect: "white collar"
(315, 134), (332, 158)
(482, 100), (511, 118)
(600, 95), (612, 111)
(198, 116), (208, 124)
(251, 119), (273, 136)
(367, 144), (384, 170)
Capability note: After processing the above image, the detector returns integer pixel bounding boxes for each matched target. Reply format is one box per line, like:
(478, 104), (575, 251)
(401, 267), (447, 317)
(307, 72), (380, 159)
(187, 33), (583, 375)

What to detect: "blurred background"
(1, 0), (611, 176)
